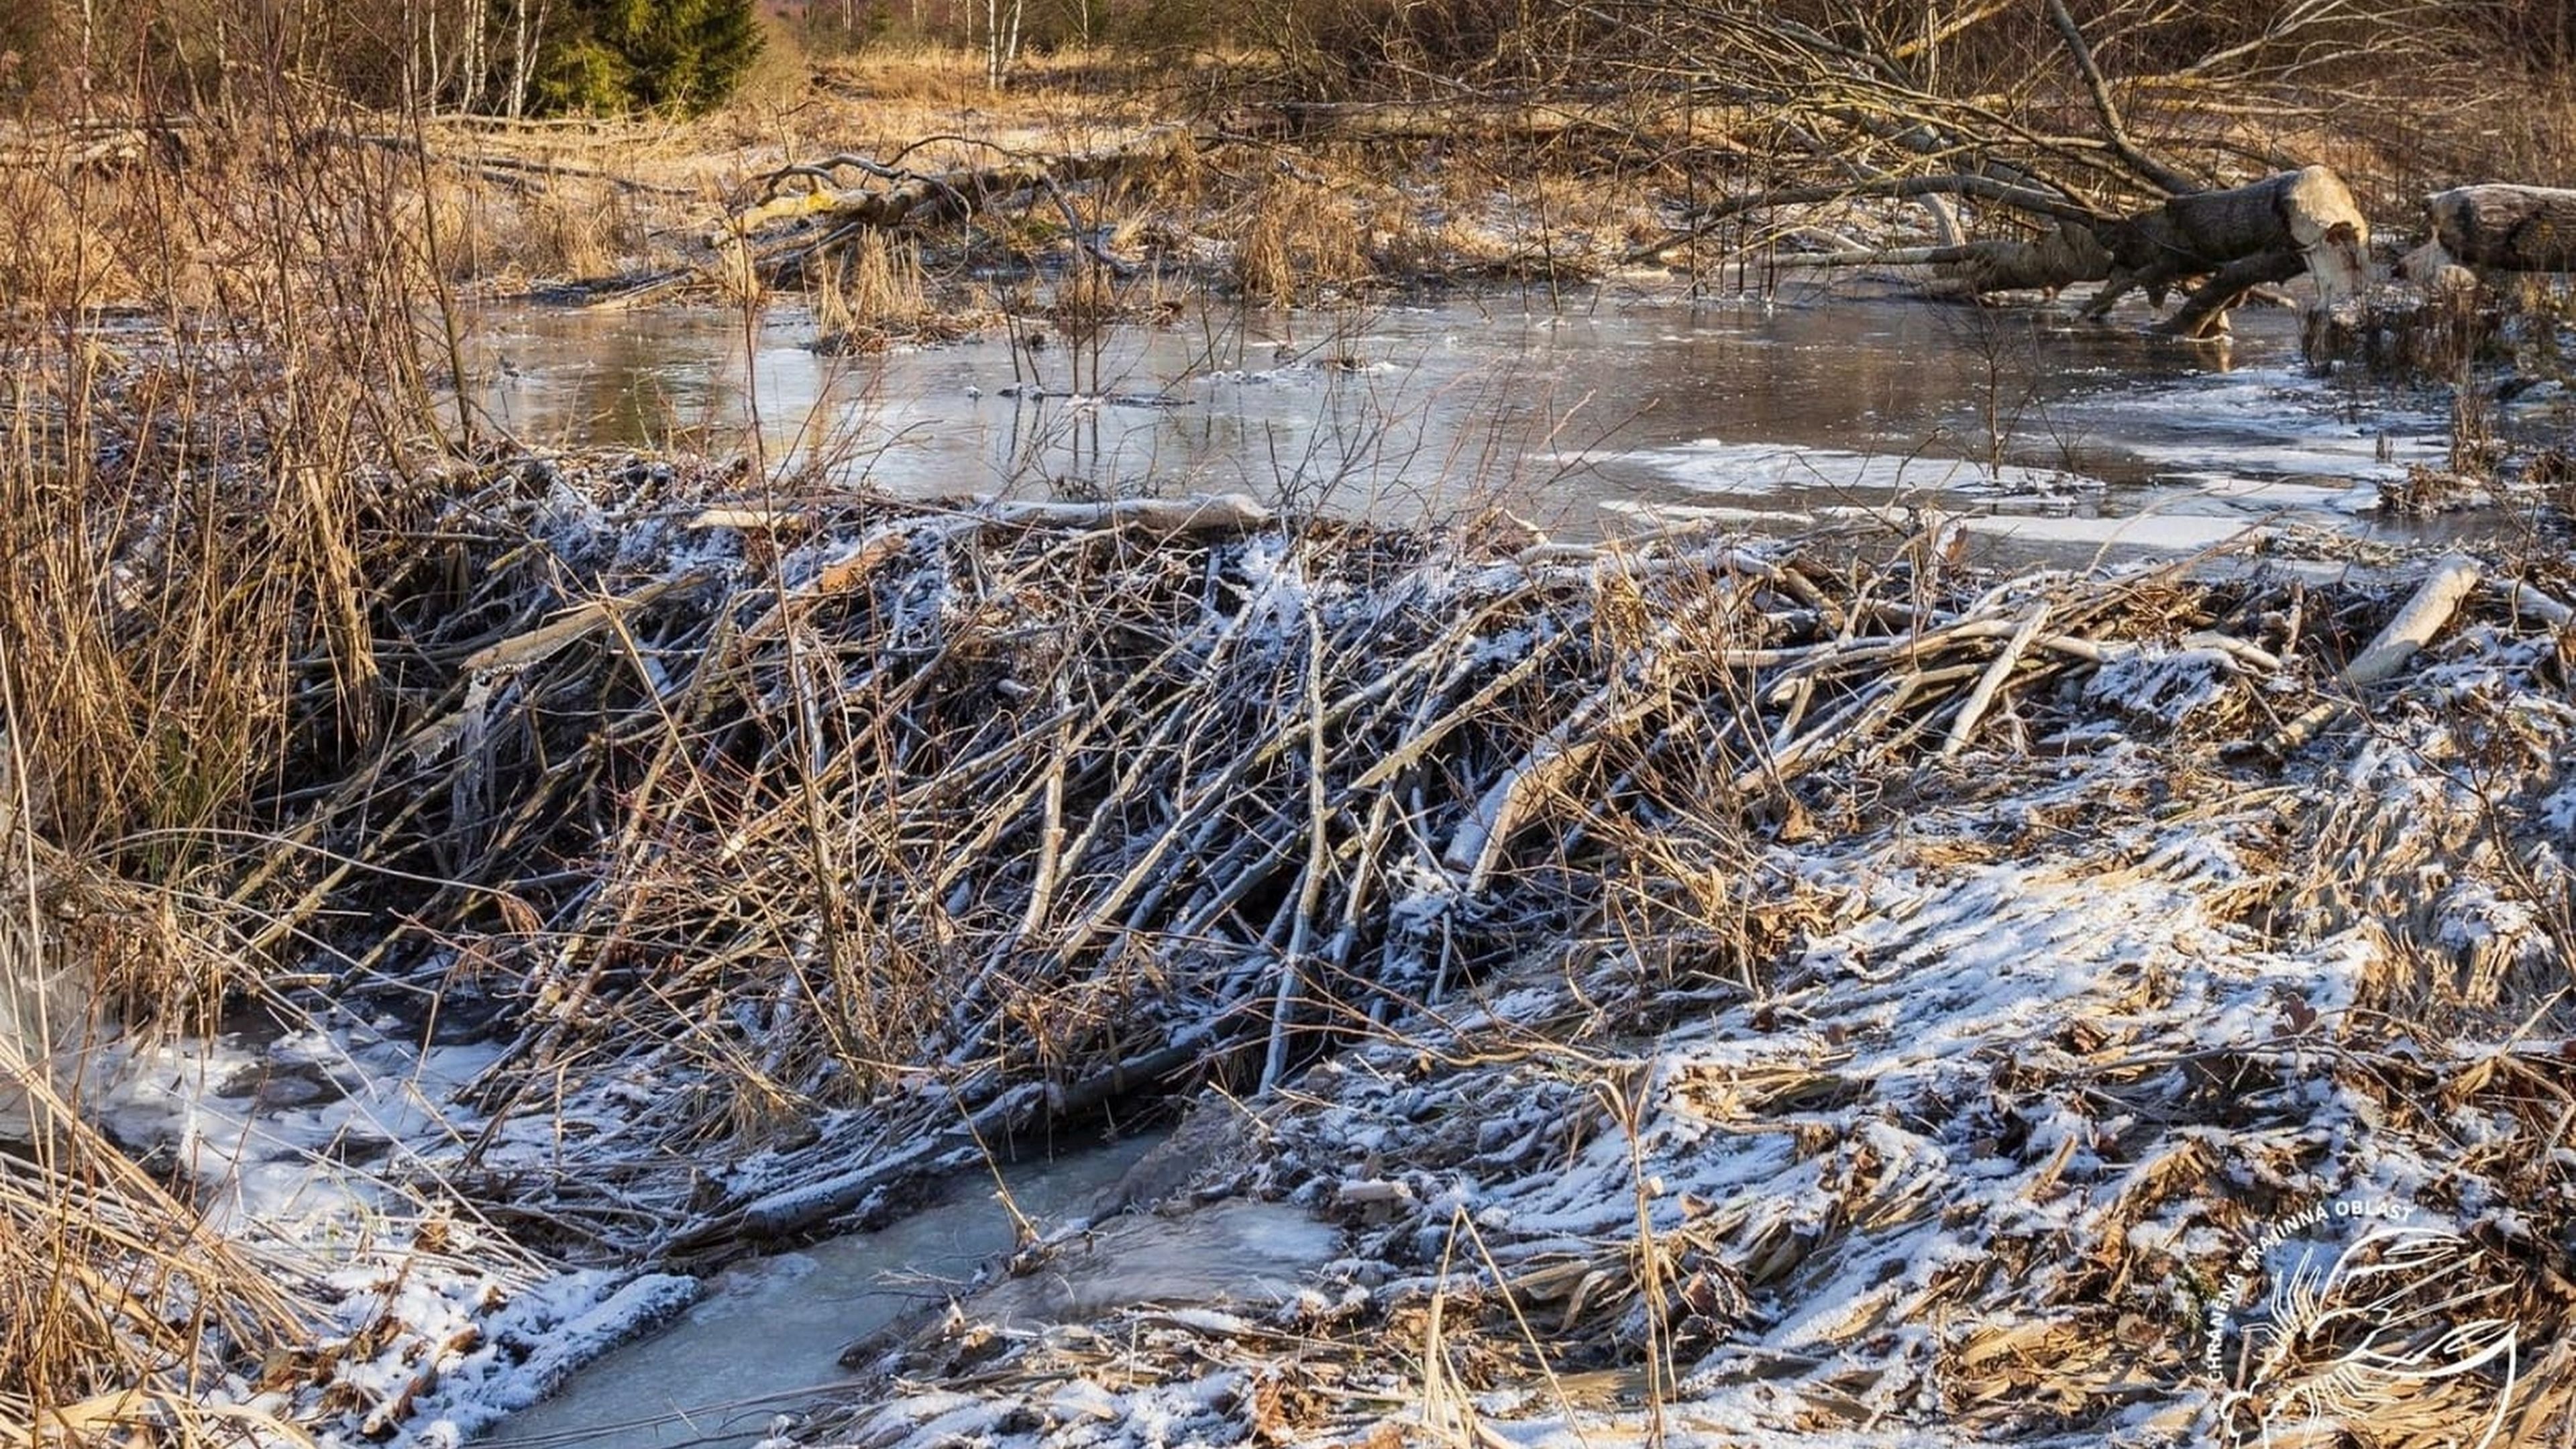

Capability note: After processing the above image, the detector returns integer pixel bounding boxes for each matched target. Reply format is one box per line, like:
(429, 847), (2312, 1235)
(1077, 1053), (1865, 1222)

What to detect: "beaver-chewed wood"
(2084, 166), (2369, 335)
(2427, 185), (2576, 273)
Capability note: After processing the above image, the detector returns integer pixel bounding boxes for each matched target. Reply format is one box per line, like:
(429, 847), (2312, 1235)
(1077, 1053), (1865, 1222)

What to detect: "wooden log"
(2342, 554), (2484, 685)
(978, 492), (1273, 536)
(722, 127), (1197, 241)
(2426, 185), (2576, 272)
(1252, 99), (1642, 145)
(1700, 229), (2112, 298)
(2485, 578), (2575, 629)
(2161, 249), (2306, 339)
(0, 119), (191, 171)
(1946, 224), (2113, 294)
(2394, 239), (2481, 299)
(1722, 168), (2361, 333)
(1625, 173), (2107, 263)
(1939, 600), (2051, 759)
(2262, 553), (2481, 756)
(2090, 166), (2369, 321)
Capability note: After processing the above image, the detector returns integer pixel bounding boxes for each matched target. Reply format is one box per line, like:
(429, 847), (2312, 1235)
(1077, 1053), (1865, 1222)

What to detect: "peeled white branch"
(1939, 602), (2051, 760)
(2264, 554), (2482, 756)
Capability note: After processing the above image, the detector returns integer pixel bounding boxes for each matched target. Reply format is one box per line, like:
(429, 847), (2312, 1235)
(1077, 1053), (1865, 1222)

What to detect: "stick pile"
(237, 456), (2526, 1264)
(804, 565), (2576, 1449)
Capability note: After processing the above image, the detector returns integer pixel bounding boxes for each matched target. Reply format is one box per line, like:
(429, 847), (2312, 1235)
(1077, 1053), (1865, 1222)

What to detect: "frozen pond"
(476, 1129), (1340, 1449)
(466, 288), (2472, 559)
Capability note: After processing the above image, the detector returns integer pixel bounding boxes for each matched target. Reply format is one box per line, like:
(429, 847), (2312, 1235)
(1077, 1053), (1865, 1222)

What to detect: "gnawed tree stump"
(2086, 166), (2370, 337)
(2426, 185), (2576, 273)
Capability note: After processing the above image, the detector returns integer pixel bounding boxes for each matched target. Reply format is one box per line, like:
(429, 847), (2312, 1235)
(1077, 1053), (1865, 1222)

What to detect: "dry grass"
(811, 231), (947, 352)
(502, 180), (645, 282)
(1230, 172), (1378, 305)
(0, 822), (316, 1442)
(0, 1118), (321, 1446)
(0, 88), (466, 1448)
(0, 709), (344, 1446)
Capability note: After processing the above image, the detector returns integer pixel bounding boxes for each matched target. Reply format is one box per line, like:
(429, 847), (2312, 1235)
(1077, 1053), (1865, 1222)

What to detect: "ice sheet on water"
(1636, 437), (2100, 500)
(2052, 366), (2447, 484)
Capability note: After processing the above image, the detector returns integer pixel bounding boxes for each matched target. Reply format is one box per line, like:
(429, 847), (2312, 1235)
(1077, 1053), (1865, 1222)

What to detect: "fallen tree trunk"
(1754, 227), (2114, 297)
(2086, 165), (2369, 323)
(0, 119), (191, 171)
(2263, 553), (2483, 756)
(1625, 172), (2107, 262)
(1943, 224), (2114, 295)
(1658, 165), (2365, 339)
(2426, 185), (2576, 272)
(2159, 248), (2308, 339)
(722, 127), (1199, 241)
(1250, 98), (1656, 146)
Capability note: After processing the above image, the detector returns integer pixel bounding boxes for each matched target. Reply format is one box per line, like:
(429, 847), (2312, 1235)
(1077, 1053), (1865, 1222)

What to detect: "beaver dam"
(11, 447), (2576, 1448)
(17, 4), (2576, 1444)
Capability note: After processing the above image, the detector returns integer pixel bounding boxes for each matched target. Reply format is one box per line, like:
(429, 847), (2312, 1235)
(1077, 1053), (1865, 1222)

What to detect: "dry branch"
(2041, 0), (2198, 197)
(2263, 553), (2482, 755)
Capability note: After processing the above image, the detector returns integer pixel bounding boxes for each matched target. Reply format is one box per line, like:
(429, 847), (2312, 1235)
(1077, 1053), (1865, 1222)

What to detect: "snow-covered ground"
(53, 1024), (696, 1448)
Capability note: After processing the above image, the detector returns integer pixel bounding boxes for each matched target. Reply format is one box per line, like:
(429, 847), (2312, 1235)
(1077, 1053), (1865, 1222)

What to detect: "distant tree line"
(3, 0), (2569, 117)
(786, 1), (1216, 54)
(0, 0), (763, 116)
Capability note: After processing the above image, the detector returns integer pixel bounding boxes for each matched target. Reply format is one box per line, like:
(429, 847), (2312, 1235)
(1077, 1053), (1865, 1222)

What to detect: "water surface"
(482, 1133), (1157, 1449)
(467, 288), (2463, 557)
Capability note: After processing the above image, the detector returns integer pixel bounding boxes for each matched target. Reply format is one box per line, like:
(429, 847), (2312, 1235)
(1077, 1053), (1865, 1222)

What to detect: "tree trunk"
(2088, 165), (2369, 321)
(1942, 223), (2112, 295)
(2426, 185), (2576, 272)
(728, 129), (1198, 239)
(2161, 249), (2306, 339)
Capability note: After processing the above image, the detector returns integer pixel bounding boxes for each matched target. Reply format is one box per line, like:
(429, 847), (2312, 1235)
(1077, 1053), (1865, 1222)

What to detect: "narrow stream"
(480, 1133), (1159, 1449)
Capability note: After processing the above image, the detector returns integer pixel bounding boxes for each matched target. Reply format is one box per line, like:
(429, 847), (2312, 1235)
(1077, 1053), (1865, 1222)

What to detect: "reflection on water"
(465, 290), (2455, 549)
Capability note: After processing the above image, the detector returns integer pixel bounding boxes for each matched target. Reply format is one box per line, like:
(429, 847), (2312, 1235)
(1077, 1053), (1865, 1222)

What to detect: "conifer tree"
(535, 0), (763, 116)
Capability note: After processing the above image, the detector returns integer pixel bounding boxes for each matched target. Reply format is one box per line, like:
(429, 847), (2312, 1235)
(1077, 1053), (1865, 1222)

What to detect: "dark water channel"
(466, 286), (2471, 561)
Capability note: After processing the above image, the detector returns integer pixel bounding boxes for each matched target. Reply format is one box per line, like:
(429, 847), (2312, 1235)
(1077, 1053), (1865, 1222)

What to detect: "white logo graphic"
(2204, 1200), (2521, 1448)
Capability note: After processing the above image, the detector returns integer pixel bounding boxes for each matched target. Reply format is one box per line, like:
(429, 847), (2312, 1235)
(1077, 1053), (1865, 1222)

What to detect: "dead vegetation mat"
(48, 444), (2548, 1444)
(779, 547), (2576, 1446)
